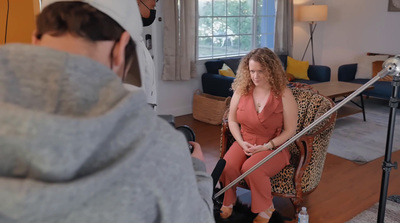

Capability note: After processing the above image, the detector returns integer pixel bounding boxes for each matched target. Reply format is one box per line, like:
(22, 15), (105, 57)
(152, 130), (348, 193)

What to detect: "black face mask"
(142, 9), (156, 27)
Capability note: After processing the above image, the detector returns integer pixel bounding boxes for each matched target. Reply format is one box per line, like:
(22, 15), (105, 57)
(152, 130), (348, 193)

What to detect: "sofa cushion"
(223, 56), (242, 74)
(347, 78), (394, 99)
(202, 73), (234, 97)
(286, 56), (309, 80)
(219, 63), (236, 77)
(355, 55), (389, 79)
(338, 62), (399, 100)
(205, 60), (224, 74)
(278, 55), (287, 69)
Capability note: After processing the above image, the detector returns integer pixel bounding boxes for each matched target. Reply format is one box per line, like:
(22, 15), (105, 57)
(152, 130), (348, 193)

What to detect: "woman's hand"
(248, 144), (268, 155)
(238, 141), (254, 156)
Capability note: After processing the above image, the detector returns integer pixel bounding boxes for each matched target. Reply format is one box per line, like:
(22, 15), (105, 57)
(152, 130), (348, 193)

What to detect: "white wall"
(154, 0), (400, 116)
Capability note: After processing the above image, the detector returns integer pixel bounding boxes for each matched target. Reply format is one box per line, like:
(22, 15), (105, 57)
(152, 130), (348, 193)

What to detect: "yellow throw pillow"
(286, 56), (310, 80)
(219, 63), (235, 77)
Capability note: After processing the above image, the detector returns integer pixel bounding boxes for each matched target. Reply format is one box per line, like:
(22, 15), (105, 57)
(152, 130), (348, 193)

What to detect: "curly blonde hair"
(232, 48), (288, 96)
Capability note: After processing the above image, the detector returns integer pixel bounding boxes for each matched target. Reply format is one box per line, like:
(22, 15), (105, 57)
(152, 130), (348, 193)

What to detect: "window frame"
(196, 0), (276, 60)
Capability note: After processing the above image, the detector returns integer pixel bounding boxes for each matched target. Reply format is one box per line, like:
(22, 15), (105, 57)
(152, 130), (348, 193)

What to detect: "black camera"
(175, 125), (196, 153)
(158, 115), (196, 153)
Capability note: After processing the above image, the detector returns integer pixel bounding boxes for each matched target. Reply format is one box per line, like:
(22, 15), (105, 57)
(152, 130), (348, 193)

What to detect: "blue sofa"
(202, 55), (331, 97)
(338, 63), (397, 100)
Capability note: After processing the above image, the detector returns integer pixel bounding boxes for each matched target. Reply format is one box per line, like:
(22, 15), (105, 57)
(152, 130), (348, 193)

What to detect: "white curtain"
(162, 0), (196, 81)
(274, 0), (293, 56)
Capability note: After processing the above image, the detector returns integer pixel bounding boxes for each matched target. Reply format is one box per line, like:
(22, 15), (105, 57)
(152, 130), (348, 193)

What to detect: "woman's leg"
(241, 150), (288, 213)
(220, 141), (248, 206)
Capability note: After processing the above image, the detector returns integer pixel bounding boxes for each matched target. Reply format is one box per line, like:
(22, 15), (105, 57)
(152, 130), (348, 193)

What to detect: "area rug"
(327, 98), (400, 164)
(347, 195), (400, 222)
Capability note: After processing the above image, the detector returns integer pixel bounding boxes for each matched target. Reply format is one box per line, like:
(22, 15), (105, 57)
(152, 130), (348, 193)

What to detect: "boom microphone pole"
(213, 56), (400, 222)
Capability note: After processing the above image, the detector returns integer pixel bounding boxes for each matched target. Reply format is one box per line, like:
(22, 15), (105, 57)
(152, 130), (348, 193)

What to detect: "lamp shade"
(299, 5), (328, 22)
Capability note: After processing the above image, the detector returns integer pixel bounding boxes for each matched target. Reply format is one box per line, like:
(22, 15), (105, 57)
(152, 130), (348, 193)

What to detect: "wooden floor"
(175, 114), (400, 223)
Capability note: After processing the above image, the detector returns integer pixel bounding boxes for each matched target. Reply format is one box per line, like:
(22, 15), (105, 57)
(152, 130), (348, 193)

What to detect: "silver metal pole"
(214, 61), (399, 199)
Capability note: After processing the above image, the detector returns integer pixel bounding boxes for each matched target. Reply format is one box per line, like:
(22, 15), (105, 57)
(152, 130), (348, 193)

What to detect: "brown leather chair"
(219, 84), (337, 213)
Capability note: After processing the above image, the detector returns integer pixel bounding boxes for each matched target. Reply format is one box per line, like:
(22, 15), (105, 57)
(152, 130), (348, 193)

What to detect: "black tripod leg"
(377, 76), (400, 223)
(360, 94), (366, 121)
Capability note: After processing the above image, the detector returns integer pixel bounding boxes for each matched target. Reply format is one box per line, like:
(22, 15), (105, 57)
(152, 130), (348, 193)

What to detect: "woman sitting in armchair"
(219, 48), (298, 223)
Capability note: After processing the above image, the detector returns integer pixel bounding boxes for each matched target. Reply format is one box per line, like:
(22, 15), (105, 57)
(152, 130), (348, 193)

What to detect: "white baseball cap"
(41, 0), (153, 100)
(41, 0), (143, 43)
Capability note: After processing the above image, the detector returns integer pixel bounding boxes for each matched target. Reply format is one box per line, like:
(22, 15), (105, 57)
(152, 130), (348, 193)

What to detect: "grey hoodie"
(0, 44), (214, 223)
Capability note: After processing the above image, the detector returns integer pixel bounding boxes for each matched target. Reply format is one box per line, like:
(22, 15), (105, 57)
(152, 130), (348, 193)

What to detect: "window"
(197, 0), (276, 59)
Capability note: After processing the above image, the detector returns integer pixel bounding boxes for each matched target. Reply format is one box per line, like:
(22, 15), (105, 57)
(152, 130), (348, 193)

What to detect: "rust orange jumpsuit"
(220, 90), (291, 213)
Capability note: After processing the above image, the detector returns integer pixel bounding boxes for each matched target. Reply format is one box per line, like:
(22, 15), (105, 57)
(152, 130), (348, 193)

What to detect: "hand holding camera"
(175, 125), (196, 153)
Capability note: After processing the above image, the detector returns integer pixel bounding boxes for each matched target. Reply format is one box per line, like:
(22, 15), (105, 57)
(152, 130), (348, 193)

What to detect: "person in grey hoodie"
(0, 0), (214, 223)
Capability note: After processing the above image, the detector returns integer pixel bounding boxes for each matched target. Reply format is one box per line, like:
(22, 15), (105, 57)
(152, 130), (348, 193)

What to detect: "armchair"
(337, 52), (398, 100)
(338, 63), (396, 100)
(219, 85), (336, 213)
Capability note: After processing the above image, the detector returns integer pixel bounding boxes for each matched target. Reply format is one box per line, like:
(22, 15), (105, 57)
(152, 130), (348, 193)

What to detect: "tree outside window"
(197, 0), (276, 59)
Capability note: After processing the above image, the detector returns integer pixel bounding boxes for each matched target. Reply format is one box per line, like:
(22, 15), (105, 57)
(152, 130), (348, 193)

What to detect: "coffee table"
(311, 81), (374, 121)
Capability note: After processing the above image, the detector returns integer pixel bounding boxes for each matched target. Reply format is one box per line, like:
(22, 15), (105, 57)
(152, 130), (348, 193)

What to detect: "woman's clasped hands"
(239, 141), (270, 156)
